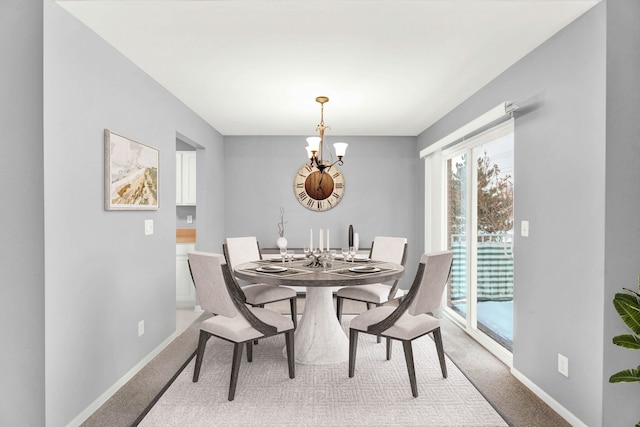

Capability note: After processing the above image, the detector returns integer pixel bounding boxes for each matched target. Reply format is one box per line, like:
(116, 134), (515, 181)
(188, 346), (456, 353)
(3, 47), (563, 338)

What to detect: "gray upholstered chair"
(223, 236), (297, 328)
(348, 250), (454, 397)
(187, 251), (295, 401)
(336, 236), (408, 334)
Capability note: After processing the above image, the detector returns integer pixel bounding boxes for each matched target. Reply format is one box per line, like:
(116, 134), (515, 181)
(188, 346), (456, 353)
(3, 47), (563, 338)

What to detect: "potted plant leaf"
(609, 275), (640, 427)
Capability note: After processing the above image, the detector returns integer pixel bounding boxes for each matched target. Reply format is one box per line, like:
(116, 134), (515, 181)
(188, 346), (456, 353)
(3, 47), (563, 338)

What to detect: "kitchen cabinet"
(176, 151), (196, 205)
(176, 243), (196, 308)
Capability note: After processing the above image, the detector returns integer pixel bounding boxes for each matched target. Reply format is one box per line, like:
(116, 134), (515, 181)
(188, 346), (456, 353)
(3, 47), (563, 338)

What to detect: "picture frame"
(104, 129), (159, 211)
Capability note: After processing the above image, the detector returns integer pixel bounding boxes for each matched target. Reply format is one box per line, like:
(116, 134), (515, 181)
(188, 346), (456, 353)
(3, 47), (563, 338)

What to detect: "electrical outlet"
(558, 353), (569, 377)
(138, 320), (145, 337)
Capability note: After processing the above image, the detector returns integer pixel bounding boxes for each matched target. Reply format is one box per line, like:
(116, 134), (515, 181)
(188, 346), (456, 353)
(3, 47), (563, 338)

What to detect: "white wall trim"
(65, 331), (179, 427)
(510, 368), (588, 427)
(420, 101), (517, 158)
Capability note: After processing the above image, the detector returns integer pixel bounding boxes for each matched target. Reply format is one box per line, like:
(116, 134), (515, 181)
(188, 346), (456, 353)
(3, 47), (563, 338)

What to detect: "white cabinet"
(176, 243), (196, 308)
(176, 151), (196, 206)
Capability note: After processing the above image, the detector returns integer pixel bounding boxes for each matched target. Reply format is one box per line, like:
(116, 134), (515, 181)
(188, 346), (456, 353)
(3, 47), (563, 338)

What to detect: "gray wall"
(418, 2), (640, 425)
(42, 2), (224, 425)
(603, 1), (640, 426)
(176, 205), (196, 229)
(0, 1), (45, 426)
(224, 135), (419, 288)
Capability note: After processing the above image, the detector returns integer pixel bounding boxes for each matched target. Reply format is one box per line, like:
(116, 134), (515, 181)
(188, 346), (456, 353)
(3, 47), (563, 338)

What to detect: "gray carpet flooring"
(140, 322), (507, 426)
(80, 298), (570, 427)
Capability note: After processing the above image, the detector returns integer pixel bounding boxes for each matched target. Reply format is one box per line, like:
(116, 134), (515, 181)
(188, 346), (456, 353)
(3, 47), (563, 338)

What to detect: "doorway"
(175, 136), (201, 332)
(432, 119), (515, 363)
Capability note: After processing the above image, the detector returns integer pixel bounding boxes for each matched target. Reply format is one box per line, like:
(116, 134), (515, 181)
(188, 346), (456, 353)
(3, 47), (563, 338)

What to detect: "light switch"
(520, 220), (529, 237)
(144, 219), (154, 235)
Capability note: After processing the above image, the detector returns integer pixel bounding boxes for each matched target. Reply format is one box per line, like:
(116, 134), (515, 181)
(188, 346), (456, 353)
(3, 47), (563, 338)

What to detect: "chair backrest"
(370, 236), (408, 265)
(187, 251), (238, 318)
(370, 236), (408, 300)
(223, 236), (262, 269)
(407, 251), (454, 316)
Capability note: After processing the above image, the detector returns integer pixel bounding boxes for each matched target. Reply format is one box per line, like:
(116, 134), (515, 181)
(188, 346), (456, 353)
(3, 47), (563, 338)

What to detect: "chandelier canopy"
(305, 96), (347, 173)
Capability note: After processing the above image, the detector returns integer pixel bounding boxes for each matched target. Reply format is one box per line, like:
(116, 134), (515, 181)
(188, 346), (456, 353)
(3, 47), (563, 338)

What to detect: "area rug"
(139, 318), (507, 427)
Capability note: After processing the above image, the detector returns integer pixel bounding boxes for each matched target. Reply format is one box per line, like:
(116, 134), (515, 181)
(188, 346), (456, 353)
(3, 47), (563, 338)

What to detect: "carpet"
(139, 318), (508, 427)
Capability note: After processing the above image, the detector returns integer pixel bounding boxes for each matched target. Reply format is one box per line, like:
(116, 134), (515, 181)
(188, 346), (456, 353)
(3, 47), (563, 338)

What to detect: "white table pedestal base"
(285, 286), (349, 364)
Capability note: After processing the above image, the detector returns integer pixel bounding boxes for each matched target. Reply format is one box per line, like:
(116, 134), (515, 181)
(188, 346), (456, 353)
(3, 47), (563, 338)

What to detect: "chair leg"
(285, 330), (295, 379)
(376, 303), (382, 343)
(348, 329), (359, 378)
(289, 297), (298, 329)
(433, 327), (448, 378)
(193, 330), (210, 382)
(228, 342), (244, 401)
(246, 341), (253, 363)
(336, 296), (343, 322)
(402, 340), (418, 397)
(386, 337), (392, 360)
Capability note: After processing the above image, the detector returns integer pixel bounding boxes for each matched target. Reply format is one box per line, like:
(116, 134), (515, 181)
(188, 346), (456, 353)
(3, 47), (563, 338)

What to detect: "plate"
(349, 266), (380, 273)
(256, 266), (287, 273)
(354, 255), (370, 262)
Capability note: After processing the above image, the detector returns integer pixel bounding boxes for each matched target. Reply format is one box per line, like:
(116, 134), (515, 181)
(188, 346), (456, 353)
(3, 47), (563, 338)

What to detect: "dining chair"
(336, 236), (408, 341)
(223, 236), (298, 328)
(187, 251), (295, 401)
(348, 250), (454, 397)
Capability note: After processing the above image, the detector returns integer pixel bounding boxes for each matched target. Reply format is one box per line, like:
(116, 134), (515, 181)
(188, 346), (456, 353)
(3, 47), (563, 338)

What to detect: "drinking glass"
(287, 250), (294, 264)
(342, 247), (349, 262)
(349, 246), (356, 263)
(280, 247), (287, 264)
(303, 245), (310, 258)
(329, 250), (336, 268)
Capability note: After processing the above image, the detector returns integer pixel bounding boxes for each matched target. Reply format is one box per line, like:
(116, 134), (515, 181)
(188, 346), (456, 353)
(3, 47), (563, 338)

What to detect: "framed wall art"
(104, 129), (159, 211)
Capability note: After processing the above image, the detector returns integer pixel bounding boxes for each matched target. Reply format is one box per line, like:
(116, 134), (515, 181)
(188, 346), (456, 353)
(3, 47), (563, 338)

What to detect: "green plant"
(609, 275), (640, 426)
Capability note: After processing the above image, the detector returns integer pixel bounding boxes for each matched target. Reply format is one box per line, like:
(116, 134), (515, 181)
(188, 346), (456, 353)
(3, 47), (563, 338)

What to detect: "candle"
(319, 229), (323, 252)
(310, 228), (313, 251)
(327, 229), (330, 250)
(354, 233), (359, 251)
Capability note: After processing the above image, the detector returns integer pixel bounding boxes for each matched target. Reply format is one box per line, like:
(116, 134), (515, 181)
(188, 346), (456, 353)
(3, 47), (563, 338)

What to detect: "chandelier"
(305, 96), (348, 173)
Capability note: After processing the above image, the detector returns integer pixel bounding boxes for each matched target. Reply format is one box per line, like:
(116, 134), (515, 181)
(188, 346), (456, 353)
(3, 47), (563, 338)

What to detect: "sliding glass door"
(443, 120), (514, 359)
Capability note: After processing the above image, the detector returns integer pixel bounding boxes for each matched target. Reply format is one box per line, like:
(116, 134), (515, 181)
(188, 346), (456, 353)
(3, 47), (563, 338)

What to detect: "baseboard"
(66, 331), (179, 427)
(510, 367), (587, 427)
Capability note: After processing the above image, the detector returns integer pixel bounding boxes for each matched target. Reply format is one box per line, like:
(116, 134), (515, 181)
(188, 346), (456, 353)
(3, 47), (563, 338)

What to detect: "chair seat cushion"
(201, 307), (294, 343)
(336, 283), (404, 304)
(349, 306), (440, 341)
(242, 283), (296, 305)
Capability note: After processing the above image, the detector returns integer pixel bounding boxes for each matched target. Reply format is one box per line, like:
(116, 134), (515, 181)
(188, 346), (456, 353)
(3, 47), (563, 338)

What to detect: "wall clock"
(293, 163), (345, 211)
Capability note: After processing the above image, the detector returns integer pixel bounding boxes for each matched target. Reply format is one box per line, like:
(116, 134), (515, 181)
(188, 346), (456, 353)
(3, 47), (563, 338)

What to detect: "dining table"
(234, 255), (405, 365)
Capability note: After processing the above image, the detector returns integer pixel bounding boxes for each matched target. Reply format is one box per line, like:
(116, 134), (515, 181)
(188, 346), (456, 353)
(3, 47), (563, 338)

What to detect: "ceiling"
(57, 1), (600, 136)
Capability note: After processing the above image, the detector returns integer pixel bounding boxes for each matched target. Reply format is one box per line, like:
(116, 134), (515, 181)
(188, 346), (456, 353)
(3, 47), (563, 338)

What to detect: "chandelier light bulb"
(333, 142), (348, 158)
(306, 137), (321, 152)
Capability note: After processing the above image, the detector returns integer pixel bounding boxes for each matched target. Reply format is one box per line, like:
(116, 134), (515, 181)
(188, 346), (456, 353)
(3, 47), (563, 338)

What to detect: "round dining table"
(234, 256), (404, 364)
